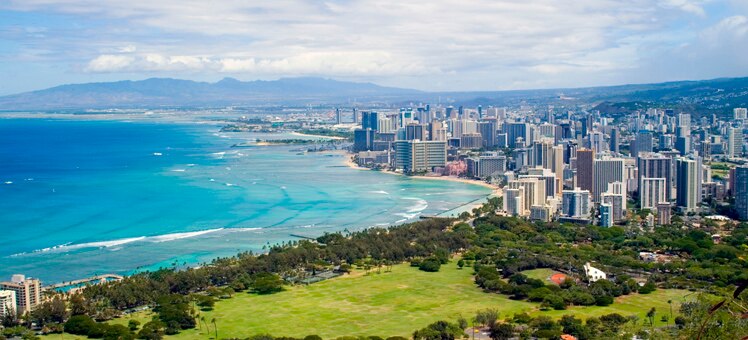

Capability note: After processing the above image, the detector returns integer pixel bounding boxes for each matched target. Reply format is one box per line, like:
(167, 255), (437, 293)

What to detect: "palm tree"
(211, 318), (217, 339)
(200, 316), (207, 335)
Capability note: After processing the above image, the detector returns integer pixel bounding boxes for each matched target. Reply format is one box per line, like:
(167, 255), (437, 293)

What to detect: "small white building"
(583, 262), (607, 282)
(0, 290), (16, 318)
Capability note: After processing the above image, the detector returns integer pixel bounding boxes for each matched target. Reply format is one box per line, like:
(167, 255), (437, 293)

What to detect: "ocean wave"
(171, 169), (186, 172)
(401, 197), (428, 213)
(15, 228), (226, 256)
(369, 190), (389, 195)
(148, 228), (224, 243)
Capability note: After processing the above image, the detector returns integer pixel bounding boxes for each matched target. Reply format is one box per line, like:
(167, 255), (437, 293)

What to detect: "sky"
(0, 0), (747, 95)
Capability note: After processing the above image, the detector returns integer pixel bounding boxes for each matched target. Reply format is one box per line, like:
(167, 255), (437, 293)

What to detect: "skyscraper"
(728, 127), (743, 159)
(394, 140), (447, 172)
(562, 187), (591, 219)
(0, 275), (41, 314)
(576, 148), (594, 193)
(593, 157), (626, 203)
(735, 108), (748, 120)
(637, 152), (673, 201)
(507, 178), (546, 214)
(335, 107), (342, 124)
(610, 127), (619, 153)
(599, 203), (613, 227)
(734, 166), (748, 220)
(632, 130), (653, 157)
(405, 123), (425, 141)
(477, 121), (497, 148)
(640, 177), (667, 209)
(353, 128), (375, 152)
(676, 158), (699, 212)
(361, 111), (379, 131)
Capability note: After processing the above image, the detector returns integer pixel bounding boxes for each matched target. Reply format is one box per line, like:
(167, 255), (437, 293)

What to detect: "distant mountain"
(2, 75), (747, 113)
(0, 77), (421, 110)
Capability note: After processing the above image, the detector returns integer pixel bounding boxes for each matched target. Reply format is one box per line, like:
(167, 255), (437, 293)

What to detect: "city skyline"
(1, 0), (748, 95)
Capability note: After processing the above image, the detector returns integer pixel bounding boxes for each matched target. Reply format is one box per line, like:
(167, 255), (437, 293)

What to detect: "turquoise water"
(0, 117), (490, 283)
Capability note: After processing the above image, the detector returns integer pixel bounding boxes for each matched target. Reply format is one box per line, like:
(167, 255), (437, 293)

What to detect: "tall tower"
(676, 158), (699, 212)
(576, 148), (594, 194)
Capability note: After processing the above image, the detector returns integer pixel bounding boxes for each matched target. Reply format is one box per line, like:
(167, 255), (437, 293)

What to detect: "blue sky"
(1, 0), (747, 95)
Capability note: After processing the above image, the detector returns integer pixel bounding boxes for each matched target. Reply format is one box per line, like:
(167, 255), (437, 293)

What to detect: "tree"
(413, 320), (463, 340)
(251, 273), (284, 294)
(488, 323), (514, 340)
(474, 309), (499, 328)
(457, 259), (465, 269)
(419, 257), (442, 272)
(646, 307), (656, 327)
(137, 320), (166, 340)
(128, 320), (141, 331)
(211, 318), (217, 339)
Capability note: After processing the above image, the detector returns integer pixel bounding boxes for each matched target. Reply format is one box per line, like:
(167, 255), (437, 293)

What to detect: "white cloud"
(2, 0), (746, 90)
(85, 54), (134, 72)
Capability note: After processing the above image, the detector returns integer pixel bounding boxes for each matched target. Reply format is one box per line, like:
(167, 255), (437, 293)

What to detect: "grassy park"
(94, 263), (693, 339)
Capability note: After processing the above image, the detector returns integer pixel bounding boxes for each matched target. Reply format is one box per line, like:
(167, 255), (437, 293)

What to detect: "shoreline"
(342, 153), (502, 194)
(289, 131), (346, 140)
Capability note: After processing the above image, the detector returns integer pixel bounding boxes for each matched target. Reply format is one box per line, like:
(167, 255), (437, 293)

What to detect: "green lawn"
(47, 263), (695, 339)
(521, 268), (561, 283)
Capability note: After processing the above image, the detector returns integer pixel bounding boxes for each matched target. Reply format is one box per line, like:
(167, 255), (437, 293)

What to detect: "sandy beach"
(290, 131), (346, 140)
(342, 154), (502, 195)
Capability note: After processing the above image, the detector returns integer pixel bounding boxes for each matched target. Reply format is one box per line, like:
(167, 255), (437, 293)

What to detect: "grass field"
(521, 268), (561, 282)
(48, 263), (694, 339)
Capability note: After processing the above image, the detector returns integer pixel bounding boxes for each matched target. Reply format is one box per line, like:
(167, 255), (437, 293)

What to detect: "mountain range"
(1, 76), (748, 114)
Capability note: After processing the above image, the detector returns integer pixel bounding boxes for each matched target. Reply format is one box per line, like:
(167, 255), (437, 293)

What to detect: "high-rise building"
(589, 131), (605, 153)
(632, 130), (653, 157)
(735, 108), (748, 120)
(637, 152), (673, 201)
(466, 154), (506, 179)
(428, 121), (447, 141)
(562, 187), (591, 218)
(0, 290), (16, 318)
(599, 203), (613, 227)
(0, 275), (41, 314)
(506, 122), (531, 148)
(728, 127), (743, 159)
(676, 158), (699, 212)
(576, 148), (594, 193)
(610, 127), (619, 153)
(734, 166), (748, 220)
(640, 177), (667, 209)
(394, 140), (447, 172)
(361, 111), (379, 131)
(478, 121), (497, 148)
(593, 158), (626, 202)
(507, 178), (546, 214)
(335, 108), (342, 124)
(460, 133), (483, 149)
(504, 188), (525, 216)
(601, 190), (625, 222)
(656, 202), (672, 225)
(353, 128), (375, 152)
(405, 124), (425, 141)
(675, 136), (690, 155)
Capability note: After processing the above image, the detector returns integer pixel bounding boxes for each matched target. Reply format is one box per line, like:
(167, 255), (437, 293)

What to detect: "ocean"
(0, 117), (491, 284)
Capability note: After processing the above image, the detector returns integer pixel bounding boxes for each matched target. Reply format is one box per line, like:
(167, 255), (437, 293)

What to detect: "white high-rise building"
(504, 188), (525, 216)
(734, 108), (747, 120)
(562, 187), (591, 218)
(593, 158), (626, 202)
(640, 177), (667, 210)
(506, 178), (546, 215)
(728, 127), (743, 159)
(0, 290), (16, 318)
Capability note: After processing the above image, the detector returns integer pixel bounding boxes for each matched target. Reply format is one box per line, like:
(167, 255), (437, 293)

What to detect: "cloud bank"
(1, 0), (747, 91)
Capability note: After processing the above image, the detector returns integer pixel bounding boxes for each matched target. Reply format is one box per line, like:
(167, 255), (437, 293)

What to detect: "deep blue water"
(0, 118), (490, 283)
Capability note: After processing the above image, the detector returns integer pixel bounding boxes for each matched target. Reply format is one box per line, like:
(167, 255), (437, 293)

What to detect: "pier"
(47, 274), (124, 293)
